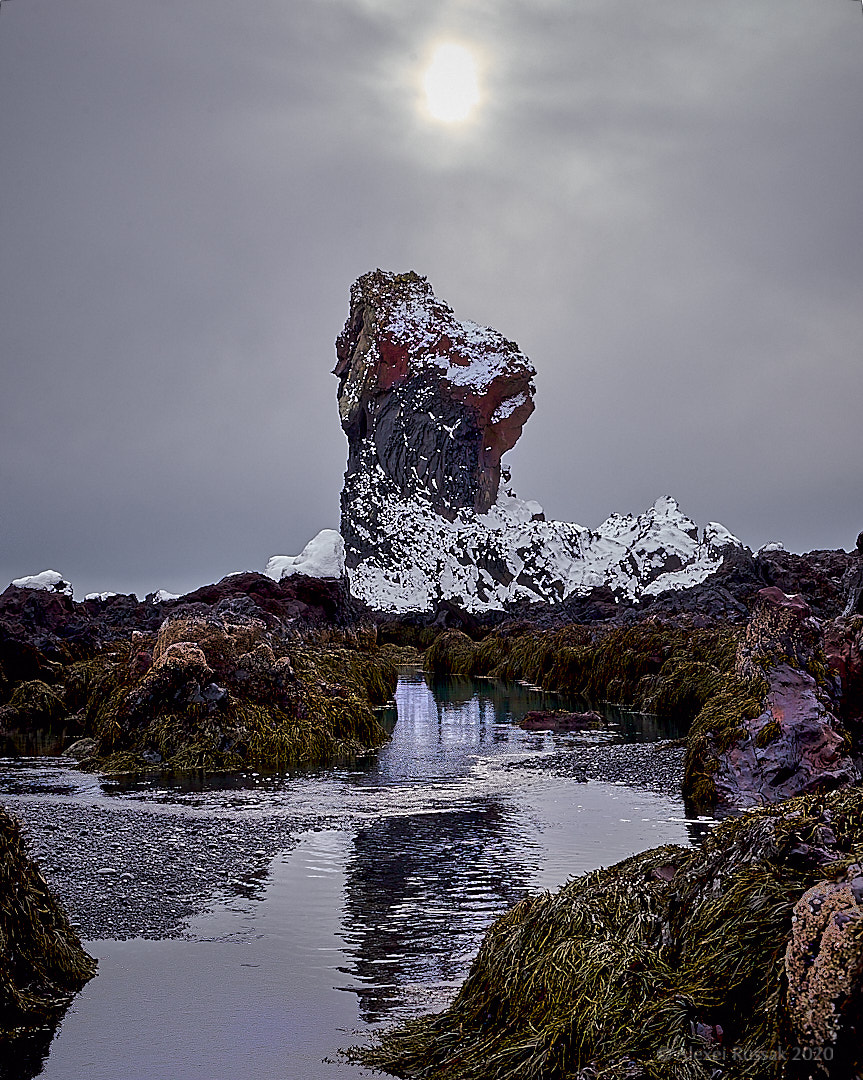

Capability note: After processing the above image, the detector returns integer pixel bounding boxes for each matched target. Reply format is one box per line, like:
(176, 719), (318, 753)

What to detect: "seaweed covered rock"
(685, 589), (857, 814)
(86, 614), (397, 773)
(0, 806), (96, 1050)
(0, 566), (384, 771)
(424, 621), (738, 726)
(358, 784), (863, 1080)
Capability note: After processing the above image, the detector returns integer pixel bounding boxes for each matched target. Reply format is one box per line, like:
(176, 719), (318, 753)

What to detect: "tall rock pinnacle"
(334, 270), (536, 520)
(332, 270), (741, 612)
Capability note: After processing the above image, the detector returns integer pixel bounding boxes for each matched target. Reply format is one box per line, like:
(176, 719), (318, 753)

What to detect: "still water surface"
(4, 672), (702, 1080)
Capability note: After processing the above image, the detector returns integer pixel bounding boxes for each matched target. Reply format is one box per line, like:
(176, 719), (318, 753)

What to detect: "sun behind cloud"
(422, 43), (480, 123)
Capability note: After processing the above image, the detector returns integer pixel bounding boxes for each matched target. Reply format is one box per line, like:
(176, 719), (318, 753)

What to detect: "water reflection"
(0, 1032), (57, 1080)
(0, 672), (702, 1080)
(341, 801), (536, 1022)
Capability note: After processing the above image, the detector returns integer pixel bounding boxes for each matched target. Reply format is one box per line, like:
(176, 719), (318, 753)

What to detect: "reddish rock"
(519, 709), (603, 731)
(334, 270), (536, 523)
(713, 663), (854, 809)
(698, 588), (858, 813)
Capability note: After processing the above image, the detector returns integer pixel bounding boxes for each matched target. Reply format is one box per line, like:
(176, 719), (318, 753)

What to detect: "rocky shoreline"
(2, 270), (862, 1071)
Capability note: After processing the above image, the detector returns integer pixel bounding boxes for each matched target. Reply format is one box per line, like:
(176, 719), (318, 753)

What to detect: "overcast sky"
(1, 1), (861, 599)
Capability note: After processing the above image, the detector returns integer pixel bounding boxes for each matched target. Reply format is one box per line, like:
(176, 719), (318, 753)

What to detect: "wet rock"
(63, 737), (97, 762)
(519, 709), (602, 731)
(686, 588), (857, 814)
(711, 663), (855, 810)
(0, 806), (95, 1044)
(783, 872), (863, 1075)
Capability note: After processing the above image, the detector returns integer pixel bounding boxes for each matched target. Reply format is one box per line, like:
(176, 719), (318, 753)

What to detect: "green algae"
(356, 785), (863, 1080)
(0, 807), (96, 1041)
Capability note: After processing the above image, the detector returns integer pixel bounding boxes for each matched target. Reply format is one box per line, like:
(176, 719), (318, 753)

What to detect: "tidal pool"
(0, 672), (707, 1080)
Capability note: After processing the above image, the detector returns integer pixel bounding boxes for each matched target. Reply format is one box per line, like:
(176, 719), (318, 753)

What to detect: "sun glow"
(423, 43), (480, 123)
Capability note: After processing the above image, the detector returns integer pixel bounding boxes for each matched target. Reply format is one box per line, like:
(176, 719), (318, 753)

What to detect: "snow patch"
(84, 591), (119, 602)
(265, 529), (345, 581)
(491, 392), (528, 424)
(10, 570), (73, 597)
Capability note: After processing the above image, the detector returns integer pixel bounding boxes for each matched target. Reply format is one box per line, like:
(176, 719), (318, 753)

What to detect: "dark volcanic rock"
(825, 616), (863, 744)
(334, 269), (536, 525)
(755, 546), (856, 620)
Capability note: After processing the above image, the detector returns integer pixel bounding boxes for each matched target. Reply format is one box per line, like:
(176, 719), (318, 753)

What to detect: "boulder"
(686, 588), (857, 814)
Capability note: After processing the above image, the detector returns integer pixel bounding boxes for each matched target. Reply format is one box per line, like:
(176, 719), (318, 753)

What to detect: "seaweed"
(356, 785), (863, 1080)
(0, 807), (96, 1041)
(84, 636), (397, 774)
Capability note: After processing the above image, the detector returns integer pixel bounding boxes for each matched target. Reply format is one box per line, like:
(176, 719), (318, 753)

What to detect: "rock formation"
(685, 587), (857, 813)
(334, 270), (536, 520)
(0, 806), (96, 1050)
(334, 271), (741, 613)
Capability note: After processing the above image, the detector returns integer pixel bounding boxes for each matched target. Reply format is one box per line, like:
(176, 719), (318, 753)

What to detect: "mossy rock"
(86, 638), (396, 774)
(357, 784), (863, 1080)
(7, 680), (67, 725)
(683, 674), (767, 813)
(0, 806), (96, 1041)
(424, 630), (479, 675)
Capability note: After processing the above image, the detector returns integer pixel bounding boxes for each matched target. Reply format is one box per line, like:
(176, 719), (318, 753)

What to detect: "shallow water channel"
(0, 671), (709, 1080)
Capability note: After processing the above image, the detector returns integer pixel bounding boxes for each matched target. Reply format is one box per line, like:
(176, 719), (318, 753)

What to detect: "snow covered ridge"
(339, 461), (742, 612)
(10, 570), (73, 597)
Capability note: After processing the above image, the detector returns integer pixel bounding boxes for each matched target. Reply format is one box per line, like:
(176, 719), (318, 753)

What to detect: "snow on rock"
(10, 570), (73, 597)
(343, 459), (741, 612)
(264, 529), (345, 582)
(84, 591), (119, 602)
(334, 269), (536, 519)
(333, 270), (744, 614)
(150, 589), (180, 604)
